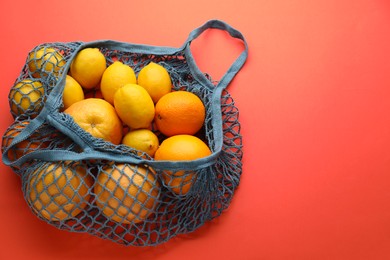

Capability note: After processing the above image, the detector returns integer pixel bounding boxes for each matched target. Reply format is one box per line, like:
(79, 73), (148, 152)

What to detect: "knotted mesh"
(2, 23), (245, 246)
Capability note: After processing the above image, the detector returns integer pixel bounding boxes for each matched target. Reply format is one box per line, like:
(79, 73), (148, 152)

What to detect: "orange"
(27, 161), (92, 221)
(94, 163), (160, 224)
(1, 120), (48, 161)
(9, 79), (45, 118)
(154, 135), (211, 195)
(62, 75), (84, 110)
(27, 47), (66, 78)
(137, 62), (172, 103)
(100, 61), (137, 105)
(154, 91), (205, 136)
(64, 98), (123, 145)
(70, 48), (106, 89)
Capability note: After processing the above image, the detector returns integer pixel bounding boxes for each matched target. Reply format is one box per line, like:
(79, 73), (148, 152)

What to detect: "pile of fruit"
(2, 46), (213, 225)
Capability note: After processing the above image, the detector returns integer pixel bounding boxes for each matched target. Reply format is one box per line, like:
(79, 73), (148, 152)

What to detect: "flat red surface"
(1, 0), (390, 259)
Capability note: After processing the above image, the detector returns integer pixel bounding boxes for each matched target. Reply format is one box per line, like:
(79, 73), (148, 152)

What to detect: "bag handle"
(183, 20), (248, 90)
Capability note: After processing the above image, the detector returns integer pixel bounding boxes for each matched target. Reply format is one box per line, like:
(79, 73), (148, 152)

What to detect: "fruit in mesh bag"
(121, 129), (159, 158)
(70, 48), (107, 89)
(27, 162), (92, 221)
(62, 75), (84, 110)
(94, 163), (160, 224)
(137, 62), (172, 103)
(154, 135), (211, 195)
(1, 120), (49, 161)
(100, 61), (137, 105)
(64, 98), (123, 145)
(27, 46), (66, 78)
(9, 79), (45, 118)
(154, 91), (206, 137)
(114, 84), (155, 129)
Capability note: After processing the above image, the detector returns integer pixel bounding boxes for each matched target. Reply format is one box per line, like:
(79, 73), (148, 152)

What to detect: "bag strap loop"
(183, 19), (248, 90)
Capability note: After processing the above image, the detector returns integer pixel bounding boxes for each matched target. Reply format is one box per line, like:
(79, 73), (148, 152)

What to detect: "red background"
(1, 0), (390, 259)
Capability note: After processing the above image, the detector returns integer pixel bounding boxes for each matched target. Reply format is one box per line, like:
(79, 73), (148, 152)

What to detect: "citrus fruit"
(64, 98), (123, 145)
(154, 135), (211, 195)
(114, 84), (155, 129)
(27, 46), (66, 78)
(94, 163), (160, 224)
(154, 91), (205, 136)
(137, 62), (172, 103)
(9, 79), (45, 117)
(101, 61), (137, 104)
(70, 48), (106, 89)
(154, 135), (211, 161)
(62, 75), (84, 110)
(122, 129), (159, 157)
(1, 120), (48, 161)
(27, 161), (92, 221)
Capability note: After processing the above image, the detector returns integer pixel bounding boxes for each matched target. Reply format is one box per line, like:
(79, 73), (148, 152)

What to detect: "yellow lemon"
(62, 75), (84, 110)
(114, 84), (155, 129)
(9, 79), (45, 117)
(137, 62), (172, 103)
(27, 47), (66, 78)
(100, 61), (137, 104)
(122, 129), (159, 157)
(70, 48), (106, 89)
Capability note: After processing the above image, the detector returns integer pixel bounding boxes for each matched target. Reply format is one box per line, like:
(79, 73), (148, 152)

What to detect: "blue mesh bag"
(1, 20), (248, 246)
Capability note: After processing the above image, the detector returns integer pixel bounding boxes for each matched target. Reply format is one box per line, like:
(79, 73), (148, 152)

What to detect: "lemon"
(122, 129), (159, 157)
(114, 84), (155, 129)
(137, 62), (172, 103)
(9, 79), (45, 117)
(62, 75), (84, 110)
(100, 61), (137, 104)
(27, 47), (66, 78)
(70, 48), (106, 89)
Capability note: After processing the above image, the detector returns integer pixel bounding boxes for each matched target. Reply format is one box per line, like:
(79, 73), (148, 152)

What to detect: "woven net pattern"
(2, 41), (243, 246)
